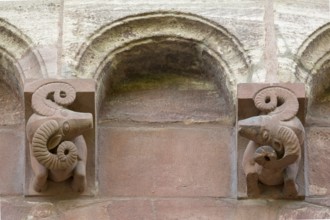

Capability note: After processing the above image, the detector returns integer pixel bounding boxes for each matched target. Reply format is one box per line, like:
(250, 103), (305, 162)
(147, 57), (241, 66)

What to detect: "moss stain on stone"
(111, 72), (216, 94)
(317, 86), (330, 103)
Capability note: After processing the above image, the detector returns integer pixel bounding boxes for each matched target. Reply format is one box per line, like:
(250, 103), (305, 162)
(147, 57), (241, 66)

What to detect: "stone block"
(58, 199), (154, 220)
(107, 200), (154, 220)
(234, 201), (278, 220)
(0, 127), (24, 195)
(1, 200), (33, 220)
(154, 198), (234, 220)
(98, 124), (234, 197)
(154, 199), (279, 220)
(306, 127), (330, 196)
(305, 197), (330, 207)
(60, 201), (110, 220)
(278, 204), (330, 219)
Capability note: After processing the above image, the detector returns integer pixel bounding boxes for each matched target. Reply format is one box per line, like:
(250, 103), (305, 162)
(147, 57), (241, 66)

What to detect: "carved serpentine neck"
(239, 87), (302, 168)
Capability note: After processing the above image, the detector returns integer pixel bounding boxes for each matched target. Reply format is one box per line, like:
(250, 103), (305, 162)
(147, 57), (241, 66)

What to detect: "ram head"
(26, 82), (93, 171)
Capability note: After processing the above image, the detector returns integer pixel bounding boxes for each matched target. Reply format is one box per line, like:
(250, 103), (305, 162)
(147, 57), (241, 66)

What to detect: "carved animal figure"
(238, 87), (304, 198)
(26, 82), (93, 193)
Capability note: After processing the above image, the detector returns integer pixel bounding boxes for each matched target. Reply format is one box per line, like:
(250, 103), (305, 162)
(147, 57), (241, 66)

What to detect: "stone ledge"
(2, 197), (330, 220)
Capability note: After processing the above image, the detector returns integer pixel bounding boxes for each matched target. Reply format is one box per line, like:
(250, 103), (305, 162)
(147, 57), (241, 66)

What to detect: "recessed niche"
(306, 64), (330, 124)
(99, 38), (234, 124)
(78, 12), (249, 197)
(0, 80), (23, 125)
(0, 58), (23, 125)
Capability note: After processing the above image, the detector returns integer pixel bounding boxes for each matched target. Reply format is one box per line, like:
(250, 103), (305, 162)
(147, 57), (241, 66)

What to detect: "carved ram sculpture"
(238, 86), (305, 198)
(26, 82), (93, 193)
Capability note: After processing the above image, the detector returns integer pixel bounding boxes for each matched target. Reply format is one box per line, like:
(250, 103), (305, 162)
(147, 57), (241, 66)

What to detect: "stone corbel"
(24, 79), (96, 196)
(237, 83), (306, 199)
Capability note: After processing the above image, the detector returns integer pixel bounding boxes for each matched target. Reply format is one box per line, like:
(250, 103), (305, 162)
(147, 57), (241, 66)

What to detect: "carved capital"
(237, 83), (306, 199)
(24, 79), (95, 196)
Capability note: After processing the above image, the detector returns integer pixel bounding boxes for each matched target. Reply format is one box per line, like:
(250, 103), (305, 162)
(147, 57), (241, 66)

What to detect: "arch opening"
(75, 12), (251, 125)
(295, 23), (330, 122)
(75, 12), (251, 196)
(99, 37), (234, 124)
(0, 46), (24, 125)
(0, 19), (45, 125)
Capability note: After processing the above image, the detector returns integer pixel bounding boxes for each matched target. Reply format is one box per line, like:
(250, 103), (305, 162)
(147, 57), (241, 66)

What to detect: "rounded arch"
(295, 22), (330, 123)
(295, 22), (330, 101)
(0, 18), (46, 94)
(0, 19), (46, 125)
(75, 11), (251, 114)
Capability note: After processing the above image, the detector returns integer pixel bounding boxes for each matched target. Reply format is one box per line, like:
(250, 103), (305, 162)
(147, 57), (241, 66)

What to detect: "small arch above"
(99, 36), (234, 124)
(0, 18), (46, 88)
(295, 22), (330, 99)
(0, 19), (46, 125)
(295, 23), (330, 123)
(75, 12), (251, 122)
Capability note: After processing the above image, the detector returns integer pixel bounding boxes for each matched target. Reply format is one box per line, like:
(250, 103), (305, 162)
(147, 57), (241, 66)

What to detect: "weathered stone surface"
(60, 201), (110, 220)
(154, 198), (235, 220)
(0, 127), (24, 195)
(278, 204), (330, 220)
(63, 1), (264, 80)
(58, 199), (153, 220)
(154, 199), (282, 220)
(1, 200), (33, 220)
(0, 81), (23, 125)
(0, 0), (59, 78)
(306, 127), (330, 196)
(2, 197), (330, 219)
(28, 202), (57, 219)
(107, 200), (155, 220)
(0, 0), (60, 45)
(98, 124), (234, 197)
(274, 0), (329, 82)
(100, 71), (231, 124)
(1, 199), (60, 220)
(234, 200), (278, 220)
(305, 197), (330, 207)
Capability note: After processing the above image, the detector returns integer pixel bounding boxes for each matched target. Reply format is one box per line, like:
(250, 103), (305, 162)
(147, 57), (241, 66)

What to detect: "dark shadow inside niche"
(99, 37), (234, 124)
(0, 53), (24, 126)
(307, 61), (330, 125)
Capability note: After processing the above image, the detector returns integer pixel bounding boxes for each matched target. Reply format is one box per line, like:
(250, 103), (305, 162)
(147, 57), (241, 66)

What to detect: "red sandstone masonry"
(98, 124), (234, 197)
(306, 127), (330, 197)
(0, 127), (25, 195)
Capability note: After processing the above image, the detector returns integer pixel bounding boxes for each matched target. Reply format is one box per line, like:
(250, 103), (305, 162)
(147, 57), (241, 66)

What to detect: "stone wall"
(0, 0), (330, 219)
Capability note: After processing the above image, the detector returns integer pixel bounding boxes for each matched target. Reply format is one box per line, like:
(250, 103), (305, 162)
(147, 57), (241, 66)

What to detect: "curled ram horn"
(270, 126), (300, 169)
(32, 120), (78, 170)
(32, 82), (76, 116)
(261, 126), (301, 170)
(254, 87), (299, 121)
